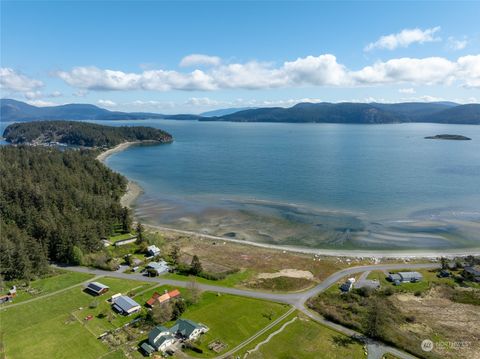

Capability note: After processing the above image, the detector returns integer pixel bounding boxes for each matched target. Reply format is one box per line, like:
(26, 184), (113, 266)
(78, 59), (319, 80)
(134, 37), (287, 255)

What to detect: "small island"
(3, 120), (173, 148)
(424, 134), (471, 141)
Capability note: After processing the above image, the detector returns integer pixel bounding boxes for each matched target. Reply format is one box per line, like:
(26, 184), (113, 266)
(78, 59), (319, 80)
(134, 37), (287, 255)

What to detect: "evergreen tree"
(190, 255), (203, 275)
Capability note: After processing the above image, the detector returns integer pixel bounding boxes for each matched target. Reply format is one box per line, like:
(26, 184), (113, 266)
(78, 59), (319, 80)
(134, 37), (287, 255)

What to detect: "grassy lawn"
(76, 277), (154, 336)
(239, 313), (365, 359)
(109, 232), (136, 243)
(3, 270), (95, 305)
(180, 292), (290, 357)
(367, 269), (456, 294)
(163, 269), (254, 288)
(0, 277), (150, 359)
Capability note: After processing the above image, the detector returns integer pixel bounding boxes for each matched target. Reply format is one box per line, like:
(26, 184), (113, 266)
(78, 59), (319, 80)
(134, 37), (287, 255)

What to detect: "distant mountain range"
(0, 99), (201, 122)
(1, 99), (479, 125)
(205, 102), (480, 125)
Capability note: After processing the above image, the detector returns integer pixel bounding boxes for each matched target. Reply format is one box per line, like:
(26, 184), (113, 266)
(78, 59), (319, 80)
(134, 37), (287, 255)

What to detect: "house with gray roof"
(111, 295), (141, 315)
(388, 271), (422, 285)
(145, 260), (170, 276)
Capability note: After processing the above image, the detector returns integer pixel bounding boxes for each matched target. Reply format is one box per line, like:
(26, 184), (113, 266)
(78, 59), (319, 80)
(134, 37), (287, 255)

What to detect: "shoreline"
(96, 141), (146, 208)
(144, 222), (480, 259)
(96, 142), (480, 259)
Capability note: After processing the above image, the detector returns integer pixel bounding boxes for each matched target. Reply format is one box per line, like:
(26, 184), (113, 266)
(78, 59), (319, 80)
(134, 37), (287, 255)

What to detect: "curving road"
(52, 262), (439, 359)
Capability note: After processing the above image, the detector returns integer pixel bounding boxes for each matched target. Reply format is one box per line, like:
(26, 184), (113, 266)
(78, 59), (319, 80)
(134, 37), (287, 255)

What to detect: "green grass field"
(239, 314), (365, 359)
(3, 270), (94, 304)
(163, 269), (254, 288)
(180, 292), (290, 357)
(0, 276), (152, 359)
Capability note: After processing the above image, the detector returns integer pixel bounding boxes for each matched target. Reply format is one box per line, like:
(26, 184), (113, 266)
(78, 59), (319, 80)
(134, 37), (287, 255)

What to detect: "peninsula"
(2, 120), (173, 148)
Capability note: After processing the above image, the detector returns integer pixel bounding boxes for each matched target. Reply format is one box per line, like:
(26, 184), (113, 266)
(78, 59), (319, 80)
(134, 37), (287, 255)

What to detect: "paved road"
(53, 262), (439, 359)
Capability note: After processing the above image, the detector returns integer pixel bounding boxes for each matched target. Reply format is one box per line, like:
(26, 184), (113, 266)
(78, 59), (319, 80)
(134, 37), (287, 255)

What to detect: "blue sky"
(1, 1), (479, 113)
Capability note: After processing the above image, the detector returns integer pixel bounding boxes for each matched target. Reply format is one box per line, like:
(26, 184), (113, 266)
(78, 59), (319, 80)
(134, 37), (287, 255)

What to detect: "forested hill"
(0, 146), (130, 280)
(205, 102), (480, 124)
(3, 120), (173, 147)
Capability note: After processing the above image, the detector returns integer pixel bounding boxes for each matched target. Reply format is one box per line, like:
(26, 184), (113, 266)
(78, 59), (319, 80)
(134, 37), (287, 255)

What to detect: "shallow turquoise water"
(3, 119), (480, 250)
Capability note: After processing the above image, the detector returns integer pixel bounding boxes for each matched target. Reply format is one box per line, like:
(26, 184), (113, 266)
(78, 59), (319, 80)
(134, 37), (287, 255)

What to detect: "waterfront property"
(463, 266), (480, 282)
(111, 295), (141, 315)
(388, 271), (423, 285)
(84, 282), (109, 296)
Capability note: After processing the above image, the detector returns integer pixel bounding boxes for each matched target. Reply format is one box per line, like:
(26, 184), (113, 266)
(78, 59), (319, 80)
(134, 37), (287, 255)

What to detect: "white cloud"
(352, 57), (457, 85)
(180, 54), (221, 67)
(26, 100), (57, 107)
(24, 90), (63, 100)
(97, 99), (117, 107)
(0, 67), (44, 92)
(398, 88), (416, 94)
(447, 36), (468, 51)
(56, 53), (480, 92)
(364, 27), (441, 51)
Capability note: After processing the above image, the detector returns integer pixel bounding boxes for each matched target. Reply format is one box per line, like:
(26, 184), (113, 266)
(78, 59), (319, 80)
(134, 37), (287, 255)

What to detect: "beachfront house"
(388, 271), (423, 285)
(85, 281), (110, 296)
(111, 295), (141, 315)
(147, 245), (161, 257)
(146, 289), (181, 307)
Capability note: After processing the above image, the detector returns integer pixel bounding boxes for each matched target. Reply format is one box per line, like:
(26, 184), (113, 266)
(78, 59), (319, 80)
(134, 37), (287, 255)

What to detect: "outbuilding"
(85, 282), (110, 296)
(111, 295), (141, 315)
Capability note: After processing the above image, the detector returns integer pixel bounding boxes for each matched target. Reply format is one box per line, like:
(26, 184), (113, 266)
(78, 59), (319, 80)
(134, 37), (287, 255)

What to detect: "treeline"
(0, 146), (129, 280)
(3, 120), (173, 148)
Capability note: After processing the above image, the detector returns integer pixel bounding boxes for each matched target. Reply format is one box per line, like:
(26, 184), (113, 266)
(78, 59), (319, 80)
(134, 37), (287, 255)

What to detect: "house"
(463, 266), (480, 282)
(145, 260), (170, 276)
(146, 325), (176, 352)
(147, 245), (161, 257)
(388, 271), (422, 284)
(170, 319), (209, 340)
(85, 281), (110, 296)
(146, 289), (181, 307)
(111, 295), (141, 315)
(141, 319), (208, 355)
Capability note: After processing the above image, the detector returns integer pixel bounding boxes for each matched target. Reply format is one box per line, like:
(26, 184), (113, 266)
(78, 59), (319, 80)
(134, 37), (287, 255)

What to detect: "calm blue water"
(3, 120), (480, 250)
(101, 120), (480, 250)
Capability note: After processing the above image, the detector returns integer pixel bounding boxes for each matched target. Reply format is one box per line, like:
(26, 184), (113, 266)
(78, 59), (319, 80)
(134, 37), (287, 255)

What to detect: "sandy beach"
(96, 141), (145, 208)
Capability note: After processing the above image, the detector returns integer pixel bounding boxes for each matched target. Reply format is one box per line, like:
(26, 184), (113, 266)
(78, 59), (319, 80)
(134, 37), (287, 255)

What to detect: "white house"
(147, 245), (161, 257)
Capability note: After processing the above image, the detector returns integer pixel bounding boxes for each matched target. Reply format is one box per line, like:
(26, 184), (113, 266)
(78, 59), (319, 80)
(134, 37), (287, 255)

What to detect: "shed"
(85, 282), (110, 296)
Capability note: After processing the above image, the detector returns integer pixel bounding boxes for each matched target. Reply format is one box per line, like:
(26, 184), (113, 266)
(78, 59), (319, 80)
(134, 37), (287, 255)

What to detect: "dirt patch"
(257, 269), (314, 280)
(392, 287), (480, 359)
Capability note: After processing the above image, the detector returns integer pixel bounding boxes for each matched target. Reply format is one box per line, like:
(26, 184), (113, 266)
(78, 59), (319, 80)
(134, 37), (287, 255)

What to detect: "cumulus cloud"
(447, 36), (468, 51)
(180, 54), (221, 67)
(97, 99), (117, 107)
(55, 53), (480, 92)
(364, 27), (441, 51)
(0, 67), (44, 92)
(26, 100), (58, 107)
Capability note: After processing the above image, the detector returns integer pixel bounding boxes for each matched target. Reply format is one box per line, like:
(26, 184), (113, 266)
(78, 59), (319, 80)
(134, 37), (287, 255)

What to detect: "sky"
(1, 1), (480, 113)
